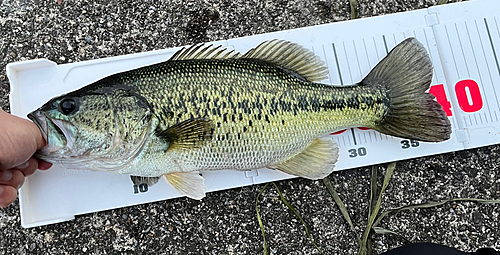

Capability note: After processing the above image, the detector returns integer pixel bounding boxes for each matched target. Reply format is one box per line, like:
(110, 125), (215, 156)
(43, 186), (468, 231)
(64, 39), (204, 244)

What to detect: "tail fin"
(363, 38), (452, 142)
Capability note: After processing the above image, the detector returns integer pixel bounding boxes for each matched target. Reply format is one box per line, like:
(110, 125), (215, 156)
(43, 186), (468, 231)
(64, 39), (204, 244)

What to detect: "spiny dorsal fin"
(242, 39), (329, 83)
(157, 118), (214, 150)
(169, 44), (242, 61)
(269, 138), (339, 180)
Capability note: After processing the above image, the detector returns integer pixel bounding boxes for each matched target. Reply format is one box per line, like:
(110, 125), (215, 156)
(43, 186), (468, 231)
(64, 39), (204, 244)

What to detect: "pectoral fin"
(270, 138), (339, 180)
(163, 172), (206, 200)
(157, 118), (214, 150)
(130, 176), (161, 186)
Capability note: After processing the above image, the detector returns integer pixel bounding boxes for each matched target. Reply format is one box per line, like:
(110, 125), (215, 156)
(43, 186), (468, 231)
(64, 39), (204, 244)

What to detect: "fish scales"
(105, 58), (389, 173)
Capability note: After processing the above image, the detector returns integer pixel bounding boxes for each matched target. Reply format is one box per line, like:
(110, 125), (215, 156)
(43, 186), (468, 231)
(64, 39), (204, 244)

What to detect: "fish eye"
(58, 98), (78, 115)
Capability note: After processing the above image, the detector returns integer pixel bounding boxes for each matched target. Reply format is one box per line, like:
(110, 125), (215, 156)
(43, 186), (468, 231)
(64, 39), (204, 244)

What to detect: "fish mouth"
(28, 111), (49, 142)
(28, 110), (69, 154)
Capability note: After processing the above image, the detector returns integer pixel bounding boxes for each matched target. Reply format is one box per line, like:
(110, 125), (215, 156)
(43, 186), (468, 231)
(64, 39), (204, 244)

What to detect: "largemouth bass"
(28, 38), (451, 199)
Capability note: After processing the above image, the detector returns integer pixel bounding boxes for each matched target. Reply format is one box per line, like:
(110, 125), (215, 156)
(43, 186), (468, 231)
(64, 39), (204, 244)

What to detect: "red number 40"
(429, 79), (484, 117)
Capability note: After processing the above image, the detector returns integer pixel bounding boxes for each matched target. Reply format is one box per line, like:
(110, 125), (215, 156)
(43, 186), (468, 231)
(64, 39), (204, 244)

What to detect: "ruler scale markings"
(465, 20), (494, 122)
(394, 32), (406, 47)
(474, 114), (479, 125)
(333, 137), (341, 147)
(342, 41), (355, 84)
(372, 37), (381, 60)
(362, 38), (377, 72)
(322, 44), (334, 85)
(444, 24), (461, 79)
(362, 38), (371, 67)
(381, 133), (388, 141)
(342, 135), (350, 147)
(455, 23), (472, 77)
(352, 40), (364, 79)
(350, 129), (357, 145)
(422, 28), (439, 84)
(335, 136), (341, 147)
(382, 35), (389, 54)
(476, 19), (500, 119)
(495, 111), (498, 122)
(484, 112), (489, 124)
(485, 18), (500, 85)
(332, 43), (344, 86)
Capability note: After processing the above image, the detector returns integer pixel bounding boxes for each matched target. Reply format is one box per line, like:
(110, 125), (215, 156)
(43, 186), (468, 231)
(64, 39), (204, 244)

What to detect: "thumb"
(25, 118), (46, 150)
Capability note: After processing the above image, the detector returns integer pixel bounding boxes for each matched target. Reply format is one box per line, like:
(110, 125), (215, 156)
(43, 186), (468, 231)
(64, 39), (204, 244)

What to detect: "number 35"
(401, 139), (419, 149)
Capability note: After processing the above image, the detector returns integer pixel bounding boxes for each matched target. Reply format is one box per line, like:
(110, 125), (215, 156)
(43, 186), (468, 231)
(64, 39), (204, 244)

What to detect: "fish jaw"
(28, 111), (48, 142)
(28, 110), (71, 158)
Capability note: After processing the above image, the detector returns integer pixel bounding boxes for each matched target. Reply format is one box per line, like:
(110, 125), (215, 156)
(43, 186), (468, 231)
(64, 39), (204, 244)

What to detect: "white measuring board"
(6, 0), (498, 227)
(429, 1), (500, 149)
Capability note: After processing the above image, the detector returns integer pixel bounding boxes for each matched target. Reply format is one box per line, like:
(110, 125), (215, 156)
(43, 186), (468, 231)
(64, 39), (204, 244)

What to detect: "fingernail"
(17, 161), (29, 170)
(1, 170), (13, 181)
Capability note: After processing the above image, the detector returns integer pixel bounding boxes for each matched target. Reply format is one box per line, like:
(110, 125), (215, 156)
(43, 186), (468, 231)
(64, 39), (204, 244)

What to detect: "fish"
(27, 38), (452, 199)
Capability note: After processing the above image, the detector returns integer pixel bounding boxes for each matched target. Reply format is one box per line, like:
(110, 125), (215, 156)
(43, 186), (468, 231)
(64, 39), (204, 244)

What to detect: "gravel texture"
(2, 0), (499, 254)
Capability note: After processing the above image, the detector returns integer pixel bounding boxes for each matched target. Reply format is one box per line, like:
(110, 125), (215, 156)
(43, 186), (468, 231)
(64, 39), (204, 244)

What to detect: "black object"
(381, 243), (500, 255)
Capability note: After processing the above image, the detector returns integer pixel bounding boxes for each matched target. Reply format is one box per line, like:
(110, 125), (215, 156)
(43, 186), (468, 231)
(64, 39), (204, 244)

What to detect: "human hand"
(0, 109), (52, 208)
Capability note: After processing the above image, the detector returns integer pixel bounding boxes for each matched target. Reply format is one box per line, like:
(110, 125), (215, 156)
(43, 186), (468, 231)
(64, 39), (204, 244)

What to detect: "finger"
(37, 160), (53, 170)
(15, 157), (38, 177)
(0, 185), (18, 208)
(0, 169), (25, 189)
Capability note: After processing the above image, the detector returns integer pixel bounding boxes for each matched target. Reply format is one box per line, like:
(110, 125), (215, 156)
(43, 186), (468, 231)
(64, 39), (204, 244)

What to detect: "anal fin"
(163, 172), (206, 200)
(270, 138), (339, 180)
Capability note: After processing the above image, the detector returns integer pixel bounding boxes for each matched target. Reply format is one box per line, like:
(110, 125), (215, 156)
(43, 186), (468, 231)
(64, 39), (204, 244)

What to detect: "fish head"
(28, 89), (154, 171)
(28, 92), (116, 160)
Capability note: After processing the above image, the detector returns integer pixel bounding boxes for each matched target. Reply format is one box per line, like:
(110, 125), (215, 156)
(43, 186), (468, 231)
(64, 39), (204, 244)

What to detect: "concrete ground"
(2, 0), (499, 254)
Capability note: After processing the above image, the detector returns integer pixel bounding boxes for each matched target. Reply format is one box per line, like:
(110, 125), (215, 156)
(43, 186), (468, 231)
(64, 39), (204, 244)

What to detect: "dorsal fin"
(169, 44), (242, 61)
(168, 40), (329, 82)
(242, 39), (329, 82)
